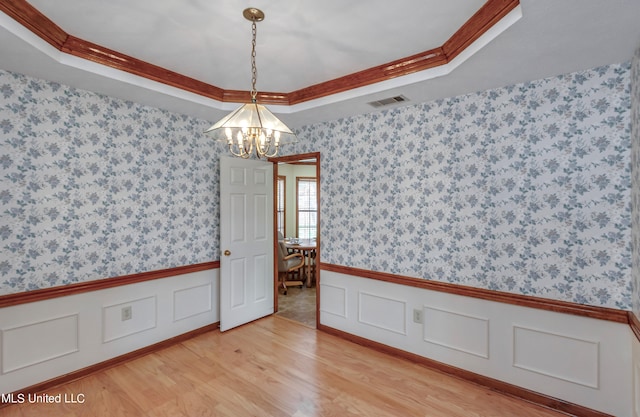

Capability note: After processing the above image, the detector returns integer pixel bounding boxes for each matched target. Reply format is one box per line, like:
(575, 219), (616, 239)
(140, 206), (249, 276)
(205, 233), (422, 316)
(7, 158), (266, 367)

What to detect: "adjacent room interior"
(274, 158), (318, 328)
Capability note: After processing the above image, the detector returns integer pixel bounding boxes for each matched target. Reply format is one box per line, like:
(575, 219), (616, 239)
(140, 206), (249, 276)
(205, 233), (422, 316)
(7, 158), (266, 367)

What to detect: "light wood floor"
(5, 316), (570, 417)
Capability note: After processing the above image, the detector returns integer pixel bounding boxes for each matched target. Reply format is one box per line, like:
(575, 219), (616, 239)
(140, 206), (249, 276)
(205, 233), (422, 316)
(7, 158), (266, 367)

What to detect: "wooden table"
(284, 239), (317, 287)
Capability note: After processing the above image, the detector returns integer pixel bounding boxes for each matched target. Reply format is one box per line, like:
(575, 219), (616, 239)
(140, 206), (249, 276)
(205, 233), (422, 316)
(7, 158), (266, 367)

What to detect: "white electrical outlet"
(121, 306), (132, 321)
(413, 308), (423, 323)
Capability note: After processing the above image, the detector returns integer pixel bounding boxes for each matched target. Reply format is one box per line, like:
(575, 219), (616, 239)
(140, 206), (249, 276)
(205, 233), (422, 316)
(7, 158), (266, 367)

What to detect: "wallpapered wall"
(0, 61), (633, 309)
(0, 71), (221, 293)
(632, 46), (640, 317)
(292, 62), (632, 310)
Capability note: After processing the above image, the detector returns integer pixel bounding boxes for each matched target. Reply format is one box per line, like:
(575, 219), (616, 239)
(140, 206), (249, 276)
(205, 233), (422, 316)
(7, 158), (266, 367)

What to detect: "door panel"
(220, 157), (274, 331)
(253, 254), (268, 301)
(254, 194), (268, 240)
(230, 194), (246, 241)
(229, 258), (246, 308)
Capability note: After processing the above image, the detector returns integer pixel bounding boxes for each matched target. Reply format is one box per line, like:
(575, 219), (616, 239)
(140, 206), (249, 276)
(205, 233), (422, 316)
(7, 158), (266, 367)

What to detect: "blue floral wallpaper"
(293, 62), (632, 310)
(632, 46), (640, 318)
(0, 60), (634, 310)
(1, 71), (222, 293)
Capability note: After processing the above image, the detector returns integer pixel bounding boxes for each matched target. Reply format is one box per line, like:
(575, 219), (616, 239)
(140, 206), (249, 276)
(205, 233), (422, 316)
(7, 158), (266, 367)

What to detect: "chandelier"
(205, 7), (297, 159)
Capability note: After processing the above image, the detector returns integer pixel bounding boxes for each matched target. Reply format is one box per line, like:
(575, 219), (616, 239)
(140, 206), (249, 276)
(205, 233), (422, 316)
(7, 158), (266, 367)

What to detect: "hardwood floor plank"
(4, 316), (576, 416)
(85, 372), (146, 417)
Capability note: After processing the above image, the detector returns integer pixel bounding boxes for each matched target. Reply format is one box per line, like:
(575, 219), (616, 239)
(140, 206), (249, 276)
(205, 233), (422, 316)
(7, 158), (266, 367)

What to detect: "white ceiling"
(1, 0), (640, 128)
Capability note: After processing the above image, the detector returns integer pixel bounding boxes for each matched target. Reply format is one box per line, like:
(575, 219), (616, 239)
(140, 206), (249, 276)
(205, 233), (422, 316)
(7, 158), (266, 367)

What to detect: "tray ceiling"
(1, 0), (639, 127)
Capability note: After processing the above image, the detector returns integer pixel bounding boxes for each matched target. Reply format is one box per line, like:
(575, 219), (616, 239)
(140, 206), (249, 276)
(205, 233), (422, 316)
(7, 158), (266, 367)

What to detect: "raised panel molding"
(423, 306), (489, 358)
(2, 314), (79, 373)
(253, 169), (267, 185)
(229, 167), (246, 185)
(358, 291), (407, 335)
(230, 258), (246, 309)
(103, 296), (157, 343)
(319, 283), (347, 318)
(513, 326), (599, 389)
(253, 254), (267, 302)
(254, 194), (268, 241)
(230, 194), (246, 243)
(173, 283), (212, 322)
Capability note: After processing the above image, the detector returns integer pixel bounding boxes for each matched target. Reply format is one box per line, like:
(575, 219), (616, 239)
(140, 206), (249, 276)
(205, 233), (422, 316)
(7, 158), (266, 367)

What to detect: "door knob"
(224, 250), (231, 256)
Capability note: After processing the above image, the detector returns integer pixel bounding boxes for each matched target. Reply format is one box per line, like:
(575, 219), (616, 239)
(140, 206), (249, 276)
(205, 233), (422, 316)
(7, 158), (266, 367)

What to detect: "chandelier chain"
(250, 20), (258, 102)
(204, 7), (296, 160)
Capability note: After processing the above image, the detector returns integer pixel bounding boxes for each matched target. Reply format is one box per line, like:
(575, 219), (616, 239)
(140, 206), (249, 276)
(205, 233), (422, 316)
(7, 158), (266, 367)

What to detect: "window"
(296, 177), (317, 239)
(277, 176), (286, 237)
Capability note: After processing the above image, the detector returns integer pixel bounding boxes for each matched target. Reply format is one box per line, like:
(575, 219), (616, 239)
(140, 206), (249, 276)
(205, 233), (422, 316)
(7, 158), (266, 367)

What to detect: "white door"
(219, 156), (274, 331)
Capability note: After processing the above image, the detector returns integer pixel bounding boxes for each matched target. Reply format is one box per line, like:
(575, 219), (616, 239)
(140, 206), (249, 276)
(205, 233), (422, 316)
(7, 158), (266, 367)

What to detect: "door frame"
(269, 152), (320, 328)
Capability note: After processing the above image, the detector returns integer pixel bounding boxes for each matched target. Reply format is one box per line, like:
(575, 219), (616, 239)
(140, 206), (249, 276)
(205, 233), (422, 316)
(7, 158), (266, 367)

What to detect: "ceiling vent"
(368, 95), (409, 108)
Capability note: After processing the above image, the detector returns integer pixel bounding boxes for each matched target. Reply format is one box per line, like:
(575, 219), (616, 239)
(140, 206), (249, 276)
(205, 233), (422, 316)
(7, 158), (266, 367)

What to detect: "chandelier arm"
(259, 135), (278, 158)
(229, 135), (253, 159)
(228, 143), (243, 158)
(264, 144), (279, 158)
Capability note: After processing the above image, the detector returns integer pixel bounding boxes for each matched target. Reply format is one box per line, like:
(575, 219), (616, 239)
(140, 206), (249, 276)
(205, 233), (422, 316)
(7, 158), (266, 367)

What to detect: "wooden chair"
(308, 247), (317, 286)
(277, 235), (305, 295)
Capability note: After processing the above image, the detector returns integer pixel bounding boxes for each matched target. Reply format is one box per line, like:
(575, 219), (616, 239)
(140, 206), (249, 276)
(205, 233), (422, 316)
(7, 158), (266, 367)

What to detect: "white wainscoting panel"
(513, 326), (599, 388)
(319, 270), (632, 417)
(319, 283), (347, 318)
(0, 268), (219, 395)
(358, 291), (407, 335)
(103, 296), (157, 343)
(173, 283), (212, 322)
(423, 306), (489, 358)
(2, 314), (79, 373)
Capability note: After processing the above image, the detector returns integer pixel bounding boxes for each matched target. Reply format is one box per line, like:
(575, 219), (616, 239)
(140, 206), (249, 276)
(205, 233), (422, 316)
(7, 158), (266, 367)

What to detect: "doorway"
(270, 152), (320, 328)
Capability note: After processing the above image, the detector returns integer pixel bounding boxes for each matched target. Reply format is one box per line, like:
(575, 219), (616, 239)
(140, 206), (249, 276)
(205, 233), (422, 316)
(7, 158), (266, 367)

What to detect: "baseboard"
(318, 323), (613, 417)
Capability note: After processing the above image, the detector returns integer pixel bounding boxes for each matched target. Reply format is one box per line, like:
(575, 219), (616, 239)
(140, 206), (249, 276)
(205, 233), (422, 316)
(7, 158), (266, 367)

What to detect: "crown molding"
(0, 0), (519, 106)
